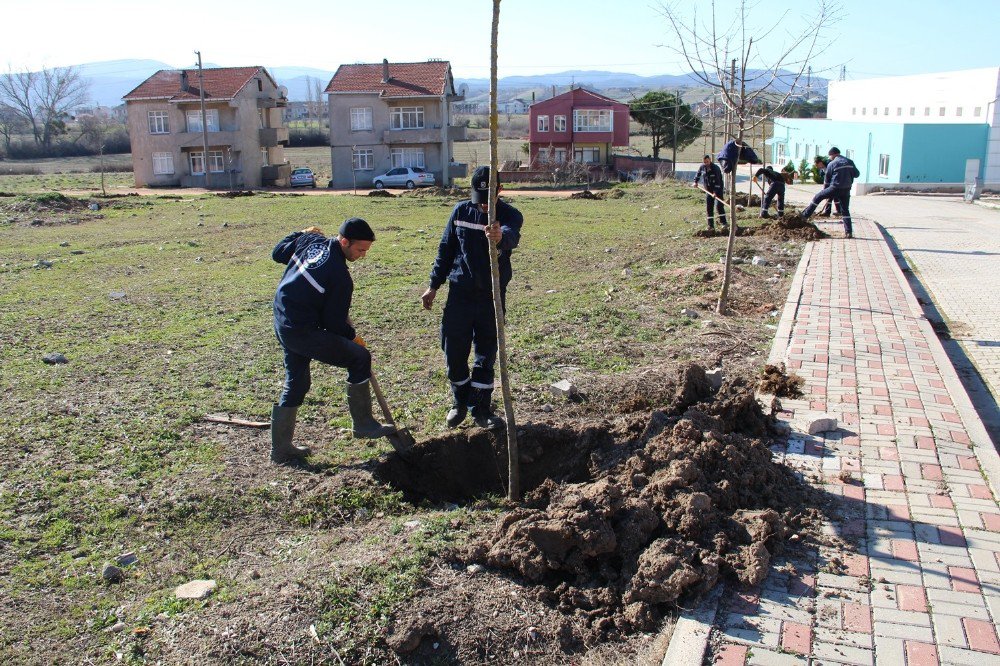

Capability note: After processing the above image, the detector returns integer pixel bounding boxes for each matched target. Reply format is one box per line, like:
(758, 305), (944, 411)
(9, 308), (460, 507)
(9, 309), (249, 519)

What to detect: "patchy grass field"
(0, 182), (803, 664)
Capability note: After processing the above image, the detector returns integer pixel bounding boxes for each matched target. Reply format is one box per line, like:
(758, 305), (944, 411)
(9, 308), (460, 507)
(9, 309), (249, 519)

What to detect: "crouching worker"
(270, 218), (395, 463)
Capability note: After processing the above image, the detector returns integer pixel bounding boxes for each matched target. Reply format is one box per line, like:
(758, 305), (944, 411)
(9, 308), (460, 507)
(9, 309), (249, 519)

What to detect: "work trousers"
(275, 326), (371, 407)
(441, 286), (503, 396)
(705, 189), (727, 227)
(762, 183), (785, 215)
(803, 186), (852, 235)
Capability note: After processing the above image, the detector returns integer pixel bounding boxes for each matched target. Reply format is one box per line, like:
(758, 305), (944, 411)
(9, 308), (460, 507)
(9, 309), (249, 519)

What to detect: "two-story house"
(325, 60), (466, 189)
(123, 66), (289, 188)
(528, 88), (630, 166)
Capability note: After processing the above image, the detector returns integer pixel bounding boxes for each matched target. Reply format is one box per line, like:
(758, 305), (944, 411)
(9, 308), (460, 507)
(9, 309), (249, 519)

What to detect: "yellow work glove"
(302, 225), (325, 235)
(353, 335), (367, 347)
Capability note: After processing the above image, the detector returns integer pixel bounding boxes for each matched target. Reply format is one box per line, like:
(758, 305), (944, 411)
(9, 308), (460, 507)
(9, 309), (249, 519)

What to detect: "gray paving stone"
(872, 621), (935, 641)
(811, 640), (874, 665)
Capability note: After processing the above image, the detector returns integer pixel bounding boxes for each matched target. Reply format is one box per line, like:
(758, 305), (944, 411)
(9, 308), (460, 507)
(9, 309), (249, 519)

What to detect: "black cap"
(470, 165), (495, 204)
(338, 217), (375, 241)
(828, 147), (841, 156)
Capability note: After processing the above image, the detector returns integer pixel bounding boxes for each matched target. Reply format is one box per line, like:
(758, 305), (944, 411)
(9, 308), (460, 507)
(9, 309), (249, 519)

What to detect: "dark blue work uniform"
(429, 199), (523, 398)
(272, 231), (370, 407)
(755, 166), (786, 216)
(803, 155), (860, 235)
(694, 162), (727, 227)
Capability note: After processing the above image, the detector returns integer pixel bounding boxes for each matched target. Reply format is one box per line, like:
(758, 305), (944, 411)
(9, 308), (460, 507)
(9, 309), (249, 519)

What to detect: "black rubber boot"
(346, 381), (396, 439)
(446, 381), (470, 428)
(470, 388), (505, 430)
(270, 404), (310, 463)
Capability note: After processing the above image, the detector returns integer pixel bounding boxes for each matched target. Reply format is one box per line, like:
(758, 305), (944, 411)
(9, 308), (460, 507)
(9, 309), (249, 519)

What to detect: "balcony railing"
(447, 125), (467, 141)
(383, 128), (442, 144)
(259, 127), (289, 146)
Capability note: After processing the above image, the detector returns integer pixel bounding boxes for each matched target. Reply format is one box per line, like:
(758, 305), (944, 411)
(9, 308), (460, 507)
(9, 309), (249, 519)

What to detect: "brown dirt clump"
(215, 190), (256, 198)
(430, 364), (818, 642)
(758, 363), (805, 398)
(745, 213), (827, 241)
(734, 192), (762, 207)
(569, 189), (600, 199)
(367, 189), (395, 197)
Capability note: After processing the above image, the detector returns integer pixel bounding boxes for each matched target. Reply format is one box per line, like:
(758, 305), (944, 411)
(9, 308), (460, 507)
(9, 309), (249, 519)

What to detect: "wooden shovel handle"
(368, 372), (397, 428)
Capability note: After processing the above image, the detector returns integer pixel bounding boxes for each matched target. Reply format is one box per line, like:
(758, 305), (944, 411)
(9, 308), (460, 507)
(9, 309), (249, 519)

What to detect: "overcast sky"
(4, 0), (998, 81)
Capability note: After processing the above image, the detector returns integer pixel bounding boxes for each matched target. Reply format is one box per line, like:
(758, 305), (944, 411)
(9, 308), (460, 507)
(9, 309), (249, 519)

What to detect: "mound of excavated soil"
(745, 213), (827, 241)
(758, 363), (804, 398)
(377, 364), (816, 645)
(215, 190), (256, 198)
(1, 193), (88, 214)
(734, 192), (762, 207)
(568, 189), (625, 200)
(367, 189), (395, 197)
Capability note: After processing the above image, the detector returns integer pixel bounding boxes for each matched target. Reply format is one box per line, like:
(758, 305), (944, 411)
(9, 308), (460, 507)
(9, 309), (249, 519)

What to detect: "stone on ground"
(174, 579), (217, 599)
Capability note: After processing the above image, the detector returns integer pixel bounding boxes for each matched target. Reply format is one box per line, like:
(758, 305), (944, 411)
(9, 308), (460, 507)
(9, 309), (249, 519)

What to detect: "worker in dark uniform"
(270, 218), (394, 463)
(801, 147), (861, 238)
(421, 166), (523, 430)
(812, 156), (840, 217)
(693, 154), (727, 230)
(755, 164), (786, 218)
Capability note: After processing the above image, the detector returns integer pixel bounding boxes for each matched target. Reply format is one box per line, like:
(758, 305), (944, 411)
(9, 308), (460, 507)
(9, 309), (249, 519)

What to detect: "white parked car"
(372, 166), (435, 190)
(289, 167), (316, 188)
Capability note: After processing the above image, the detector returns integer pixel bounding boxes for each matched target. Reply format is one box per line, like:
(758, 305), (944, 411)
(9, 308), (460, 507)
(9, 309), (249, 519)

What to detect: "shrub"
(0, 164), (42, 175)
(288, 127), (329, 147)
(90, 163), (133, 173)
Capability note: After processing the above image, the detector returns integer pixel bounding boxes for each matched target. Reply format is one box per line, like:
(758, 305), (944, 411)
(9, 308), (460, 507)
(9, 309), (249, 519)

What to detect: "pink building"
(528, 88), (630, 166)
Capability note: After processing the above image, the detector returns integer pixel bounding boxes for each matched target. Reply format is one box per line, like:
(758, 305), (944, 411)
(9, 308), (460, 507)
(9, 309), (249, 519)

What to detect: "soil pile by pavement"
(758, 363), (804, 398)
(734, 192), (762, 207)
(745, 213), (827, 241)
(367, 189), (395, 197)
(395, 364), (818, 642)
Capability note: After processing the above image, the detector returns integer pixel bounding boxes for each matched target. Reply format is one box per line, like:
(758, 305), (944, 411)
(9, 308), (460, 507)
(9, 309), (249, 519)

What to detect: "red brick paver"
(702, 219), (1000, 666)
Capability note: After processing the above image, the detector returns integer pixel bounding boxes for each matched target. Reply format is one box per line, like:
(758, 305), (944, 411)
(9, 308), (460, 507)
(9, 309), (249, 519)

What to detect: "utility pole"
(195, 50), (211, 189)
(672, 89), (679, 167)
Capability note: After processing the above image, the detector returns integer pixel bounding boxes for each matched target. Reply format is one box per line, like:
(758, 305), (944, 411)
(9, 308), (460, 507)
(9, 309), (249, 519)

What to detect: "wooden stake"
(488, 0), (519, 501)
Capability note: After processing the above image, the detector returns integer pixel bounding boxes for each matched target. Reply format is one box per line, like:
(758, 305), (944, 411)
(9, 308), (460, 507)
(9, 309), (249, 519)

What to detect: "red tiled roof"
(123, 67), (268, 102)
(325, 61), (452, 97)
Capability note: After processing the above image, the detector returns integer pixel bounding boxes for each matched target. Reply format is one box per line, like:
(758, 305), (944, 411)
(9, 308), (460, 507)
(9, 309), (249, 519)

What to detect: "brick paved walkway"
(703, 218), (1000, 666)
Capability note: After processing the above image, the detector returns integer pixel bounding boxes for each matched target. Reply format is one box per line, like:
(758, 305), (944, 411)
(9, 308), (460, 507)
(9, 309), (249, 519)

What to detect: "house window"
(147, 111), (170, 134)
(389, 106), (424, 130)
(956, 107), (963, 117)
(846, 149), (855, 160)
(350, 107), (373, 131)
(537, 115), (549, 132)
(536, 147), (550, 163)
(573, 109), (612, 132)
(554, 148), (567, 163)
(878, 154), (890, 177)
(939, 107), (946, 116)
(924, 107), (930, 116)
(861, 108), (866, 116)
(554, 115), (566, 132)
(152, 152), (174, 175)
(873, 107), (878, 116)
(573, 147), (601, 163)
(910, 107), (915, 116)
(189, 151), (205, 175)
(896, 107), (902, 116)
(189, 150), (225, 175)
(352, 147), (374, 170)
(851, 107), (856, 115)
(974, 106), (982, 117)
(390, 147), (424, 168)
(884, 107), (889, 115)
(187, 109), (219, 132)
(261, 147), (269, 166)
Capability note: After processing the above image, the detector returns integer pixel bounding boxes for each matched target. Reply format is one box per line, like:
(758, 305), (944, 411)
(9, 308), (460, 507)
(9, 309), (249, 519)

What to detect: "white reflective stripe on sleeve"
(454, 220), (486, 231)
(471, 381), (494, 389)
(451, 377), (471, 386)
(291, 254), (326, 294)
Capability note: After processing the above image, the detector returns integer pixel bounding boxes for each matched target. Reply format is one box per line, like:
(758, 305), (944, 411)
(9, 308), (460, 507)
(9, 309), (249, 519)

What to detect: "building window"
(152, 152), (174, 175)
(189, 151), (205, 175)
(794, 142), (800, 159)
(852, 107), (856, 115)
(536, 147), (550, 163)
(189, 150), (224, 175)
(910, 107), (915, 116)
(897, 107), (902, 116)
(956, 107), (963, 117)
(147, 111), (170, 134)
(187, 109), (219, 132)
(573, 109), (612, 132)
(261, 147), (269, 166)
(878, 154), (890, 177)
(390, 147), (424, 168)
(974, 106), (982, 117)
(350, 107), (373, 131)
(846, 149), (855, 160)
(352, 147), (374, 170)
(554, 148), (567, 163)
(939, 107), (946, 116)
(537, 115), (549, 132)
(389, 106), (424, 130)
(554, 115), (566, 132)
(862, 108), (867, 116)
(573, 147), (601, 163)
(884, 107), (889, 115)
(924, 107), (930, 116)
(873, 107), (878, 116)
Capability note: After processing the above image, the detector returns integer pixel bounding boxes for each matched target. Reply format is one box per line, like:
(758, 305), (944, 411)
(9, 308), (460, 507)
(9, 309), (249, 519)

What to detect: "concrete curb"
(661, 585), (724, 666)
(767, 242), (814, 366)
(874, 221), (1000, 498)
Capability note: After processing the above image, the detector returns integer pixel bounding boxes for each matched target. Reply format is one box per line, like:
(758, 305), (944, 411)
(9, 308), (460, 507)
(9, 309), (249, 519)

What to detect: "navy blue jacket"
(717, 140), (761, 173)
(272, 231), (355, 339)
(694, 163), (725, 192)
(825, 155), (861, 189)
(429, 199), (523, 294)
(755, 166), (786, 190)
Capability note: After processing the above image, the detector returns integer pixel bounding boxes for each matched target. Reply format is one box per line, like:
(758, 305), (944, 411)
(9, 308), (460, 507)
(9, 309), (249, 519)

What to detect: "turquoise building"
(769, 119), (989, 193)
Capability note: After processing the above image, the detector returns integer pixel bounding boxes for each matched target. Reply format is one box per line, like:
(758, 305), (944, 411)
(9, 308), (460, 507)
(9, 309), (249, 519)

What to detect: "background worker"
(270, 218), (394, 464)
(693, 154), (727, 230)
(755, 164), (786, 218)
(421, 166), (523, 430)
(801, 147), (861, 238)
(813, 156), (841, 217)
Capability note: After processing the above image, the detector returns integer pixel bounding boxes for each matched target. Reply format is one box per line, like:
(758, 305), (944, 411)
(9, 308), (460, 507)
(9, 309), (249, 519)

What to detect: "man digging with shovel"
(269, 218), (395, 464)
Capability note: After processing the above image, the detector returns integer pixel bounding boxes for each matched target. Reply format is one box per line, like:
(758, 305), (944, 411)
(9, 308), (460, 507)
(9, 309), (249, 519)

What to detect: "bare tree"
(0, 103), (28, 154)
(0, 65), (89, 151)
(658, 0), (838, 314)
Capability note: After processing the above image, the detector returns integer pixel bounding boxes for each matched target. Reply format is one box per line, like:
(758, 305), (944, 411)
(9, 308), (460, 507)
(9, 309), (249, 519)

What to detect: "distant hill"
(57, 59), (826, 108)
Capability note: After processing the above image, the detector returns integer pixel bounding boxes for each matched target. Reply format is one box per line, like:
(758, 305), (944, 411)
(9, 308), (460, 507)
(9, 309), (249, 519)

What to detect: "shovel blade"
(385, 427), (417, 455)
